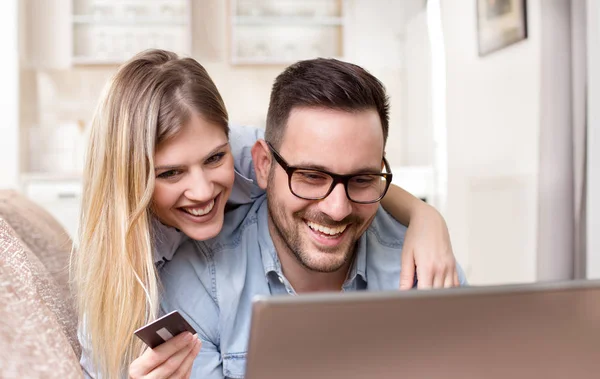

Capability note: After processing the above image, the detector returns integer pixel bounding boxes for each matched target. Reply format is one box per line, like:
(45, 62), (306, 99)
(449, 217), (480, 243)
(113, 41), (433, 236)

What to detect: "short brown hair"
(265, 58), (389, 148)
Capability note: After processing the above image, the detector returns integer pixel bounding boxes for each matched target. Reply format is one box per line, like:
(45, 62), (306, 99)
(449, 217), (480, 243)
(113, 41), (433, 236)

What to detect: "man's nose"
(317, 183), (353, 222)
(184, 170), (214, 201)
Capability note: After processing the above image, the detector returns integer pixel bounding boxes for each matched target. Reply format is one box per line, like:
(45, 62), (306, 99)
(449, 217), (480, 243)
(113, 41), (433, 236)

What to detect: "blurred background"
(0, 0), (597, 286)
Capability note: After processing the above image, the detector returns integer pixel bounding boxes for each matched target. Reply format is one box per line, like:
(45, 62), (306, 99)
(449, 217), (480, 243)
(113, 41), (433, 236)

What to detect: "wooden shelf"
(71, 56), (124, 65)
(71, 0), (192, 66)
(233, 16), (343, 26)
(72, 15), (188, 26)
(230, 0), (345, 65)
(232, 55), (344, 66)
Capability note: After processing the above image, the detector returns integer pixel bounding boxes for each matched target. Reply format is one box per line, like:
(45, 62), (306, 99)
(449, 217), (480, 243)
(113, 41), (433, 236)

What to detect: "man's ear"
(251, 139), (271, 190)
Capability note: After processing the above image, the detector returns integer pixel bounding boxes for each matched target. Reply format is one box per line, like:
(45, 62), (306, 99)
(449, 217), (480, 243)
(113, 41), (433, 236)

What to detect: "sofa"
(0, 190), (83, 378)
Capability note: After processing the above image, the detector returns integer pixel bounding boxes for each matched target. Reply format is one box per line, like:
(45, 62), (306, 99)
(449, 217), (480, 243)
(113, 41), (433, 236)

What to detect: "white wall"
(536, 0), (574, 281)
(0, 0), (19, 189)
(442, 0), (542, 284)
(403, 10), (433, 167)
(587, 0), (600, 279)
(343, 0), (424, 167)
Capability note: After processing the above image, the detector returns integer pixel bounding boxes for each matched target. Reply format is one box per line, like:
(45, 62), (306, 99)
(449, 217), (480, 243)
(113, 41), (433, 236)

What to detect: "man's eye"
(205, 152), (226, 165)
(297, 171), (329, 183)
(157, 170), (181, 179)
(352, 175), (377, 185)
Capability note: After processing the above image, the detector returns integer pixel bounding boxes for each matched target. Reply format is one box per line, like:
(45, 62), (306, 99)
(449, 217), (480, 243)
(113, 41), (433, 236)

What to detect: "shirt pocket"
(223, 353), (247, 379)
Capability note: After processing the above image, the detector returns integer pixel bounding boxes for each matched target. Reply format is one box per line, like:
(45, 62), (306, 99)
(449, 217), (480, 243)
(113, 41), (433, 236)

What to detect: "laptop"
(245, 280), (600, 379)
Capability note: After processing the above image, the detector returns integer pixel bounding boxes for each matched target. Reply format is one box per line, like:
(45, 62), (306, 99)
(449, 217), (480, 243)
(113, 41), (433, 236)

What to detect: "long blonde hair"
(71, 49), (228, 378)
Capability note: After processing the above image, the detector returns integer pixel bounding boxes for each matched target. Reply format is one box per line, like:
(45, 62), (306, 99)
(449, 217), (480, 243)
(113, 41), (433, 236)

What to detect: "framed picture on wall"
(477, 0), (527, 56)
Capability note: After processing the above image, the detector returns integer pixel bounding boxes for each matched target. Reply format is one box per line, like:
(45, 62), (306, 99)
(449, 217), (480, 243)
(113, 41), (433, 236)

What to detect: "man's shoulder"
(208, 195), (265, 252)
(365, 206), (407, 249)
(360, 207), (407, 290)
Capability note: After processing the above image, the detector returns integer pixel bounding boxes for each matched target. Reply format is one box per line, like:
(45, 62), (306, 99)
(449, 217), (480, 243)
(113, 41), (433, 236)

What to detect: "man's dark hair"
(265, 58), (390, 149)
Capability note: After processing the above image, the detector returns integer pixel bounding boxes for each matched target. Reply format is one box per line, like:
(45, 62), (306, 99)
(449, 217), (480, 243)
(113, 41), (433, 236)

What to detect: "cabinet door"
(23, 180), (82, 243)
(22, 0), (72, 69)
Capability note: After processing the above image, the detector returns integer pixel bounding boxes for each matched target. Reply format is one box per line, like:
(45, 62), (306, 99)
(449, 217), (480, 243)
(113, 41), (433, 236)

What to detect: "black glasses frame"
(266, 142), (393, 204)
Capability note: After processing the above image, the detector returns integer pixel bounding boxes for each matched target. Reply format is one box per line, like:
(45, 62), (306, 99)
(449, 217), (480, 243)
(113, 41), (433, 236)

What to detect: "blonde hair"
(71, 49), (228, 378)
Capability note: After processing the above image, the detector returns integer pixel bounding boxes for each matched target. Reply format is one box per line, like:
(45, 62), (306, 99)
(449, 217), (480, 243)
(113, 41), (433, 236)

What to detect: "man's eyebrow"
(154, 142), (229, 171)
(293, 161), (382, 175)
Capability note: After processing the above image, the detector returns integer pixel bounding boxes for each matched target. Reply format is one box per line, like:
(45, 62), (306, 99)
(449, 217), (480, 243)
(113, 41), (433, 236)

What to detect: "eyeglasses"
(266, 142), (393, 204)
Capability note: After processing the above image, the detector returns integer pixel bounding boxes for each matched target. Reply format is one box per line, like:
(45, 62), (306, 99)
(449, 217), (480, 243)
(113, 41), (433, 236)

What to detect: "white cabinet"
(72, 0), (192, 65)
(21, 0), (192, 68)
(229, 0), (345, 65)
(20, 175), (82, 243)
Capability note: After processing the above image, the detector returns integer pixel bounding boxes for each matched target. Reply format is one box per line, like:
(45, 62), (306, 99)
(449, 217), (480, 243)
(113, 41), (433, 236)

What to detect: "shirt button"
(278, 276), (284, 284)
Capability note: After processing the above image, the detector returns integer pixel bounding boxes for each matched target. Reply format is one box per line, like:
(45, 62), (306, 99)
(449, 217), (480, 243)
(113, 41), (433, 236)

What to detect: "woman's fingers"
(129, 332), (196, 378)
(169, 338), (202, 379)
(444, 271), (455, 288)
(145, 335), (198, 379)
(432, 270), (445, 289)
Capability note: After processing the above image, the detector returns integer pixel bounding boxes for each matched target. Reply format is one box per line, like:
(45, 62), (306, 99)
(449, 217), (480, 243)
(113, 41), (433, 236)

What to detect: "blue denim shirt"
(79, 125), (266, 378)
(159, 195), (468, 379)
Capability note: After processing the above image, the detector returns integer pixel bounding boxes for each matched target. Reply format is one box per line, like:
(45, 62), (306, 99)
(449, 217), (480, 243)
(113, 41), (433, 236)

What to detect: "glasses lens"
(347, 175), (388, 203)
(290, 170), (334, 199)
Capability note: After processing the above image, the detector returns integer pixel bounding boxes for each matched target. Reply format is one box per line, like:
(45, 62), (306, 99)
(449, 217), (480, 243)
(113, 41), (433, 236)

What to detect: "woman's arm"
(380, 184), (459, 289)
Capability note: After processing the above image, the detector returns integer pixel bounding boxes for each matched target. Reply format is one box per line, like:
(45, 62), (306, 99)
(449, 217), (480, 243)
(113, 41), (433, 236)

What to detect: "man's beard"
(266, 189), (362, 273)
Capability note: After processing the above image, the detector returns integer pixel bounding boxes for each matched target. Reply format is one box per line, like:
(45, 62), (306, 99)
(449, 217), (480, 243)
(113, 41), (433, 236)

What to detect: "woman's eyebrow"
(154, 142), (229, 171)
(154, 164), (181, 172)
(202, 142), (229, 160)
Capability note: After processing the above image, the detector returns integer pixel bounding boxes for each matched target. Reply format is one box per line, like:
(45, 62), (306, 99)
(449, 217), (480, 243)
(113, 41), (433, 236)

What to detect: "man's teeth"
(307, 221), (347, 236)
(183, 200), (215, 216)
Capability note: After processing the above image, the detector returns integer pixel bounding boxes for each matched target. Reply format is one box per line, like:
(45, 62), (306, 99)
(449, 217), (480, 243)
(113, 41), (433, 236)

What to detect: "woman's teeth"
(183, 200), (215, 216)
(307, 221), (347, 236)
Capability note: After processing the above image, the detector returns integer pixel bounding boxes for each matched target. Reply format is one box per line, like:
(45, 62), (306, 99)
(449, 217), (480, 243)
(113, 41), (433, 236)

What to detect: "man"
(160, 58), (467, 378)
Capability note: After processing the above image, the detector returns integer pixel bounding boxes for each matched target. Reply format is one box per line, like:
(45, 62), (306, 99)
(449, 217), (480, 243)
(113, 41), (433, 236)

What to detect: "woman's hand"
(129, 332), (201, 379)
(399, 205), (459, 290)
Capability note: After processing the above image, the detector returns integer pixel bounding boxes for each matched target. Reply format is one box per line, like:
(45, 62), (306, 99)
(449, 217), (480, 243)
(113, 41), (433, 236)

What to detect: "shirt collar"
(153, 169), (252, 265)
(346, 234), (368, 285)
(256, 199), (282, 276)
(255, 198), (368, 285)
(152, 217), (187, 264)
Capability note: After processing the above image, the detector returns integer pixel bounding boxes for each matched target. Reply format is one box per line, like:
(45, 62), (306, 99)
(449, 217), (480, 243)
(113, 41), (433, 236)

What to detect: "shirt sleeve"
(227, 125), (266, 207)
(78, 322), (100, 378)
(159, 240), (224, 379)
(456, 262), (469, 286)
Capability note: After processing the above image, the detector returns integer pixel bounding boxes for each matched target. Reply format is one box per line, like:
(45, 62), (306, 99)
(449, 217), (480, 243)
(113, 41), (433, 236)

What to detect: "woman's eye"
(205, 152), (226, 165)
(157, 170), (181, 179)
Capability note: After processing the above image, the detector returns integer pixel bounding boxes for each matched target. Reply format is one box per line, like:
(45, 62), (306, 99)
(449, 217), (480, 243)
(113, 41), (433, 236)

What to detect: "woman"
(72, 49), (458, 379)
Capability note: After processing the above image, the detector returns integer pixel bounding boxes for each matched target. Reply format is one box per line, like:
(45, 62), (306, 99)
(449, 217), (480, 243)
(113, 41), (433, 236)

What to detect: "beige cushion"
(0, 190), (80, 358)
(0, 218), (82, 378)
(0, 190), (73, 300)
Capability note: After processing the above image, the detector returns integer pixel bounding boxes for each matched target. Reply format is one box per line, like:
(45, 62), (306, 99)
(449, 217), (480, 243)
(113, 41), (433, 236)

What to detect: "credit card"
(134, 310), (197, 349)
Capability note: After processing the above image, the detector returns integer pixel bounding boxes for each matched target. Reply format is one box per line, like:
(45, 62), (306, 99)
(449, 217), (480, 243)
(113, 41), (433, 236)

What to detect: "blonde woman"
(72, 49), (459, 379)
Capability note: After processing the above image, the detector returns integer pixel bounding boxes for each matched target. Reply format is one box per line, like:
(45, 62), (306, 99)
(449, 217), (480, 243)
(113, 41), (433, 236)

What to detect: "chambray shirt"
(159, 195), (468, 379)
(79, 125), (266, 378)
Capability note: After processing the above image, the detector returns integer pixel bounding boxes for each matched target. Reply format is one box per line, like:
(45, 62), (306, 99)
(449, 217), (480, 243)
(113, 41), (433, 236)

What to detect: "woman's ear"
(251, 139), (271, 190)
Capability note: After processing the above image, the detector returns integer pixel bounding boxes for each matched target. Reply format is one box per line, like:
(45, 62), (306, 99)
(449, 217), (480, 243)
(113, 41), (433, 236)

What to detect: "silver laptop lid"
(246, 280), (600, 379)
